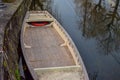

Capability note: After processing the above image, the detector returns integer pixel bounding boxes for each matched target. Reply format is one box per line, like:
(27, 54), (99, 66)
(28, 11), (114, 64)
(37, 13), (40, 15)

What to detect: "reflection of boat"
(21, 11), (89, 80)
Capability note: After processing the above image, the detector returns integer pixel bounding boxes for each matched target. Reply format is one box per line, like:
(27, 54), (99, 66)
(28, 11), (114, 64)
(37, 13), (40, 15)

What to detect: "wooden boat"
(21, 11), (89, 80)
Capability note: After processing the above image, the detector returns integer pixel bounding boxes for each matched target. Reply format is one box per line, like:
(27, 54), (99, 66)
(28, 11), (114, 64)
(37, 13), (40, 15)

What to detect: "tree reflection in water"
(75, 0), (120, 55)
(30, 0), (61, 21)
(41, 0), (62, 24)
(30, 0), (46, 10)
(74, 0), (120, 79)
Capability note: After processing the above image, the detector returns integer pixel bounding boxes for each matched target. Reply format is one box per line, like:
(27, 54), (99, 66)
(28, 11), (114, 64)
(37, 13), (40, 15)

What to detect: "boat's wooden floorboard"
(24, 26), (75, 68)
(37, 71), (82, 80)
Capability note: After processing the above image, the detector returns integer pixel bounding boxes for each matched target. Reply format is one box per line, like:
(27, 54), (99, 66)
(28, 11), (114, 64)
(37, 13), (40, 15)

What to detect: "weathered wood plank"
(34, 66), (83, 80)
(24, 26), (75, 68)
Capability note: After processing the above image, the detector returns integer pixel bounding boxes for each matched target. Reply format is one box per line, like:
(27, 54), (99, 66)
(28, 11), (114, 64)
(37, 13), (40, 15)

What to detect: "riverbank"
(0, 0), (32, 80)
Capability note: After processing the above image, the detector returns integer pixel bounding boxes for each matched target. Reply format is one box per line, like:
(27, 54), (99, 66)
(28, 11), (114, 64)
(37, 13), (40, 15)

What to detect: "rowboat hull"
(21, 11), (89, 80)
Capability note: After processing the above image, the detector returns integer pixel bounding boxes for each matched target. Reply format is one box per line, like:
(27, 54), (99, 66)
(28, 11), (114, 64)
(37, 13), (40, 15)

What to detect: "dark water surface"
(37, 0), (120, 80)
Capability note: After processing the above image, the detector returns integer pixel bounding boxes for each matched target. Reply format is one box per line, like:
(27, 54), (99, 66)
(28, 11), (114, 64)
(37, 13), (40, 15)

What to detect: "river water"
(36, 0), (120, 80)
